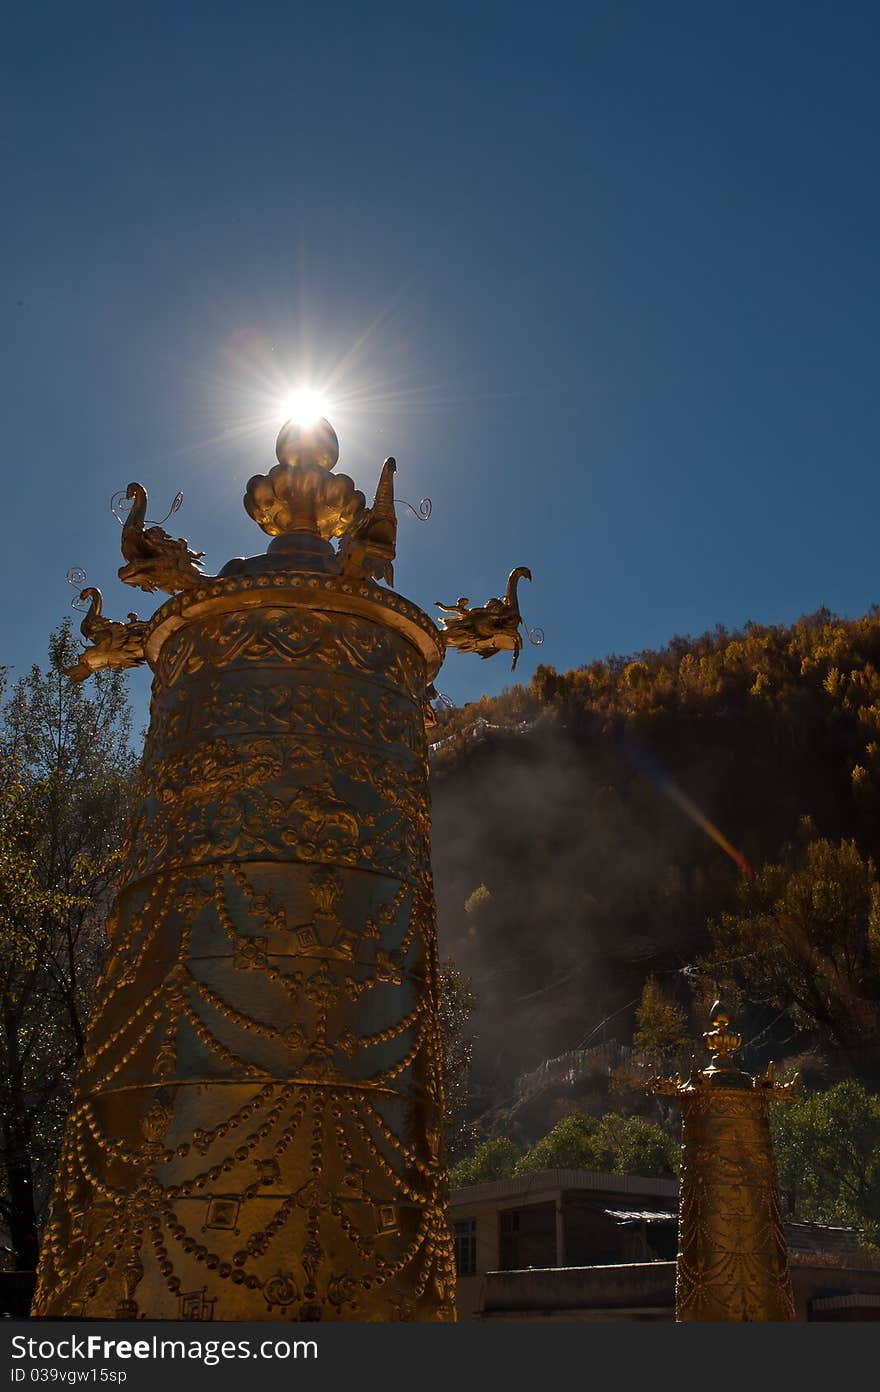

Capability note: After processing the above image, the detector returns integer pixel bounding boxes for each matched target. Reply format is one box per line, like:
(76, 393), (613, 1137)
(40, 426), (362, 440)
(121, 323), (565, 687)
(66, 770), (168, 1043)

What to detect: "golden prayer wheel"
(654, 1004), (796, 1322)
(33, 420), (458, 1320)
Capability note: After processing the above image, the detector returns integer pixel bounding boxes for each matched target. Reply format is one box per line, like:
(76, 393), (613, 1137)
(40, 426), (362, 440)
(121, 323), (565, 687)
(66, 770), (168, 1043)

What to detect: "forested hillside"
(430, 606), (880, 1129)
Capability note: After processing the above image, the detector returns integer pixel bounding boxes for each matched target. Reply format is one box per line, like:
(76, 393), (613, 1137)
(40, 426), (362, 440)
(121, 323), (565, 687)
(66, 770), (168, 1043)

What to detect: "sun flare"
(278, 387), (330, 428)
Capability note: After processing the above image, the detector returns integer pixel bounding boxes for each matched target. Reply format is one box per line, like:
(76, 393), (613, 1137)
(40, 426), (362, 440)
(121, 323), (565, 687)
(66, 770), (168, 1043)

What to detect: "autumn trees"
(632, 976), (690, 1066)
(433, 606), (880, 1078)
(702, 830), (880, 1075)
(431, 606), (880, 1232)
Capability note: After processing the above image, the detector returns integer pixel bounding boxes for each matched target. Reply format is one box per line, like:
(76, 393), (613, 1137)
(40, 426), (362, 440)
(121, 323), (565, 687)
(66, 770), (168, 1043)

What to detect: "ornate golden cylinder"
(33, 571), (456, 1321)
(675, 1086), (794, 1321)
(656, 1008), (795, 1322)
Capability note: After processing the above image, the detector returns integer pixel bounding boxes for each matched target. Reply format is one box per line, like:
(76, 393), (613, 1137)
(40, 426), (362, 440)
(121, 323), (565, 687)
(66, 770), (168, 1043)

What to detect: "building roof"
(785, 1222), (866, 1258)
(450, 1168), (678, 1207)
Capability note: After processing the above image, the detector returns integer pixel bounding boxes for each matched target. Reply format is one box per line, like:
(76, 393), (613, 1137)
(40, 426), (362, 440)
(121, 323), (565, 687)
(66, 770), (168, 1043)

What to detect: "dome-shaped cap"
(275, 417), (339, 471)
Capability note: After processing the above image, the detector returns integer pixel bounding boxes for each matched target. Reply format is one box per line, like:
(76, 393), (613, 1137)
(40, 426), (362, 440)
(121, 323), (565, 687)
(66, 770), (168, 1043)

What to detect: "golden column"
(653, 1004), (796, 1322)
(34, 416), (502, 1322)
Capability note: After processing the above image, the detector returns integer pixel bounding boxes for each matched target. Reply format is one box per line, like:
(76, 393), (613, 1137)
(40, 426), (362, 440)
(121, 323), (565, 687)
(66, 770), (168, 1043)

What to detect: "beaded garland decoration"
(33, 584), (456, 1321)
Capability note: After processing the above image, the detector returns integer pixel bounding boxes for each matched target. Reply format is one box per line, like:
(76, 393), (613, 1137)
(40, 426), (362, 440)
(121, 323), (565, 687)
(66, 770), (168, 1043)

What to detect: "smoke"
(430, 721), (721, 1097)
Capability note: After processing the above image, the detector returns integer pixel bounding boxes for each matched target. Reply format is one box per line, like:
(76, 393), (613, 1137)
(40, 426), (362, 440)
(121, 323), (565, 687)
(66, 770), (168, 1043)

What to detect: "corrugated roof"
(601, 1208), (677, 1223)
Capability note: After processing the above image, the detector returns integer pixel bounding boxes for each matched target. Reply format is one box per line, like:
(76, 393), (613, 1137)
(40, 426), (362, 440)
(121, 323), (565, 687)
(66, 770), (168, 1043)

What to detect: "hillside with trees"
(430, 606), (880, 1145)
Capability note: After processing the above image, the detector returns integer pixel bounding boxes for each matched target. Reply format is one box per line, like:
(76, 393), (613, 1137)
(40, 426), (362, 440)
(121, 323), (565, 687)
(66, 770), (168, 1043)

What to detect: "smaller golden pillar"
(653, 1003), (796, 1322)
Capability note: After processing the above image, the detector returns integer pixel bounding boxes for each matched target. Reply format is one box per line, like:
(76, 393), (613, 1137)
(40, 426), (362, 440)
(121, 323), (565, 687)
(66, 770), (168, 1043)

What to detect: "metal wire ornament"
(66, 567), (91, 611)
(110, 488), (184, 527)
(433, 690), (455, 711)
(395, 497), (432, 522)
(519, 596), (544, 647)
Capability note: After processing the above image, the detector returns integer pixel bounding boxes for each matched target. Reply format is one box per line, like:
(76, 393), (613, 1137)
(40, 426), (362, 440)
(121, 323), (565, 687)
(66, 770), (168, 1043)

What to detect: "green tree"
(590, 1113), (678, 1178)
(514, 1111), (677, 1178)
(514, 1113), (597, 1173)
(0, 623), (137, 1267)
(449, 1138), (520, 1188)
(772, 1080), (880, 1241)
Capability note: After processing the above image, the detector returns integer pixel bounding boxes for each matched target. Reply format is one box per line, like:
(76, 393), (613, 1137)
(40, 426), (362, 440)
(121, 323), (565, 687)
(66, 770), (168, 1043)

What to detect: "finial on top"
(244, 416), (363, 546)
(703, 1000), (743, 1068)
(275, 416), (340, 471)
(651, 999), (797, 1099)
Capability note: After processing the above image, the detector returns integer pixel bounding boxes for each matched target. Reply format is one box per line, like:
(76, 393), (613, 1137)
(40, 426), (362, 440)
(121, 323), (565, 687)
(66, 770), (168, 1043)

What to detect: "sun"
(278, 387), (330, 428)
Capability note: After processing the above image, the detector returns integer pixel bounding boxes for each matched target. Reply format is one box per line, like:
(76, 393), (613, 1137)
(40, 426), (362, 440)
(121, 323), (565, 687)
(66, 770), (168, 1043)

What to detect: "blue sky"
(4, 2), (880, 727)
